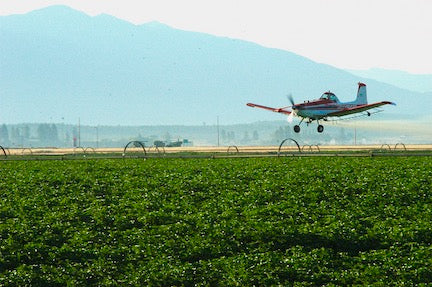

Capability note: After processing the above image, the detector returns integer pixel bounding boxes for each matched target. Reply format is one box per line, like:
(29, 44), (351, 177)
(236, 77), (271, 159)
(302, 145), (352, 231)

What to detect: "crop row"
(0, 157), (431, 285)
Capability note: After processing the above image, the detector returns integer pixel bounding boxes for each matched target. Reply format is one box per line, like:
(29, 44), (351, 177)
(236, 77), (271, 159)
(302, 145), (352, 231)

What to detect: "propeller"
(285, 93), (297, 123)
(287, 93), (295, 106)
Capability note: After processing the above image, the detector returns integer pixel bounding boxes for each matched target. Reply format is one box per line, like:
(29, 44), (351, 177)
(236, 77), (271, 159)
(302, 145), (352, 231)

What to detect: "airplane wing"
(327, 101), (396, 117)
(246, 103), (292, 115)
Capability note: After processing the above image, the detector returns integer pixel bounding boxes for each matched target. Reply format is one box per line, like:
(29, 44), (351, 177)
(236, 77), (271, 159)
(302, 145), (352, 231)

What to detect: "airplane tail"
(354, 82), (368, 105)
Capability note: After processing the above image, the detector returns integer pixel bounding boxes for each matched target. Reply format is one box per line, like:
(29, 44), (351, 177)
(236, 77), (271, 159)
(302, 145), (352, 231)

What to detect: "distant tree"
(22, 125), (30, 141)
(272, 126), (291, 143)
(228, 131), (235, 141)
(37, 124), (58, 146)
(10, 127), (21, 146)
(272, 126), (284, 142)
(242, 131), (250, 143)
(50, 124), (59, 144)
(136, 133), (144, 141)
(0, 124), (9, 145)
(65, 130), (71, 146)
(221, 129), (227, 141)
(37, 124), (46, 145)
(339, 128), (348, 143)
(252, 130), (259, 141)
(283, 126), (291, 137)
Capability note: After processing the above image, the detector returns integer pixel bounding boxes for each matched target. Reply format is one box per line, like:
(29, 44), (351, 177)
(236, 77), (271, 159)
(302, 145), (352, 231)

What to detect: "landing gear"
(293, 118), (324, 133)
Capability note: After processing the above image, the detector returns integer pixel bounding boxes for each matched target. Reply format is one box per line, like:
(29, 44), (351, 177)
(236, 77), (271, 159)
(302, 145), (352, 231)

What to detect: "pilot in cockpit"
(320, 92), (339, 102)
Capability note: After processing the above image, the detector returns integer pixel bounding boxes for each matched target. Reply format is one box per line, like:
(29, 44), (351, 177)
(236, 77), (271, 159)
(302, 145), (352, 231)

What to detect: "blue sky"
(1, 0), (431, 74)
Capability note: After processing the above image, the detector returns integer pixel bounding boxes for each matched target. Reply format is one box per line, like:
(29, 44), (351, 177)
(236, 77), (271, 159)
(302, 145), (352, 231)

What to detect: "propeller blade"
(287, 93), (295, 106)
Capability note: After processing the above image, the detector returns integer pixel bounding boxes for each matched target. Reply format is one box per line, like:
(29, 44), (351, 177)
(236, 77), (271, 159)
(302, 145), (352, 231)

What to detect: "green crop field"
(1, 157), (431, 286)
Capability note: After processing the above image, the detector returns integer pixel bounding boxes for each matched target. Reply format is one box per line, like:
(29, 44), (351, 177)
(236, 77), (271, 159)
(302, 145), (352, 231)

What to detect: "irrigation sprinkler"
(394, 143), (407, 151)
(227, 145), (239, 154)
(278, 138), (301, 157)
(147, 145), (166, 155)
(301, 144), (321, 152)
(73, 147), (85, 154)
(21, 148), (33, 155)
(0, 145), (7, 157)
(380, 144), (392, 151)
(84, 147), (96, 154)
(123, 141), (147, 157)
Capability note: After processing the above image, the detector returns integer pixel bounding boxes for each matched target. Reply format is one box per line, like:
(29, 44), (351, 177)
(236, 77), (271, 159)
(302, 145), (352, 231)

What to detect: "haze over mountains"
(1, 5), (431, 126)
(347, 68), (432, 94)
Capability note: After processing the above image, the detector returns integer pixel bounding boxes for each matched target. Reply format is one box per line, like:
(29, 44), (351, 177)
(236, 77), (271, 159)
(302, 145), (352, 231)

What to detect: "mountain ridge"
(347, 68), (432, 94)
(0, 5), (429, 126)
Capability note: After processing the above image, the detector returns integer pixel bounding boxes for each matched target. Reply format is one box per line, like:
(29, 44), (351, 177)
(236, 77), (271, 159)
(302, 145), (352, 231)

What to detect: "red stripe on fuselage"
(297, 99), (333, 107)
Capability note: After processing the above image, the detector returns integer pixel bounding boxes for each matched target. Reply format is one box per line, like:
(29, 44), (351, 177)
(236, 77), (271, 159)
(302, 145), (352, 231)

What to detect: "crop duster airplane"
(247, 82), (395, 133)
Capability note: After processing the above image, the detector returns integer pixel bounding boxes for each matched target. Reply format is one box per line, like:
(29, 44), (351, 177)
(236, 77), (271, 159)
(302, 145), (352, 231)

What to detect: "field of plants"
(1, 156), (431, 285)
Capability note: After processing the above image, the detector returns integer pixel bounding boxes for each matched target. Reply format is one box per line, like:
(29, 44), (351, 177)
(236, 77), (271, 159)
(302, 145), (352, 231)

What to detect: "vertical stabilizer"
(355, 82), (368, 105)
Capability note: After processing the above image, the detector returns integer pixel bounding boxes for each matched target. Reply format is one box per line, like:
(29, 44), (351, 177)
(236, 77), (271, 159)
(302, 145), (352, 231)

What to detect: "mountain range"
(1, 5), (431, 126)
(347, 68), (432, 94)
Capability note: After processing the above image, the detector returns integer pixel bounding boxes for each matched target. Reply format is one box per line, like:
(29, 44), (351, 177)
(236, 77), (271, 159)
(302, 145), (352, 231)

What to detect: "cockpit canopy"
(320, 91), (339, 102)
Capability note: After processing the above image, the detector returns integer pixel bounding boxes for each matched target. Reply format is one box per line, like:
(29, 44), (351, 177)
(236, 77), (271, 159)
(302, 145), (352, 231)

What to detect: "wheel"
(294, 125), (301, 133)
(317, 125), (324, 133)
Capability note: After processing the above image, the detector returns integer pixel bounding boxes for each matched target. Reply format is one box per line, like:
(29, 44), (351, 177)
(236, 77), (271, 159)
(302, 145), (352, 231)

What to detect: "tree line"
(0, 124), (71, 147)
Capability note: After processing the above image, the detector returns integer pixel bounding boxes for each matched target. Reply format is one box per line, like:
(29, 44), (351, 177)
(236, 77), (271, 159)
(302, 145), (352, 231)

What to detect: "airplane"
(247, 82), (395, 133)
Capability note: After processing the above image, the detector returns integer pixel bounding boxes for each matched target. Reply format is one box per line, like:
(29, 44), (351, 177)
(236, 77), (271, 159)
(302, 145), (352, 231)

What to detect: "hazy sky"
(1, 0), (431, 74)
